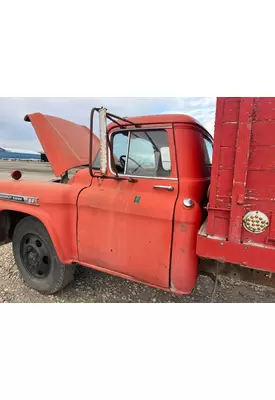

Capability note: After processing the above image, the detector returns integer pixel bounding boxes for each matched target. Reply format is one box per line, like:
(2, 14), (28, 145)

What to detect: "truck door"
(77, 127), (178, 288)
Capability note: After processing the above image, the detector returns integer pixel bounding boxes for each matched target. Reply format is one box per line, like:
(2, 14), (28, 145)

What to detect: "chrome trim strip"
(0, 193), (39, 206)
(119, 174), (177, 181)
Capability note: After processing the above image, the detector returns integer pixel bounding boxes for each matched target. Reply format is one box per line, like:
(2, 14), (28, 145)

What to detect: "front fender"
(0, 170), (91, 264)
(0, 184), (82, 264)
(0, 201), (76, 264)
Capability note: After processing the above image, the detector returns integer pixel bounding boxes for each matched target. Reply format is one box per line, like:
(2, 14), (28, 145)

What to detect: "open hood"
(25, 113), (100, 177)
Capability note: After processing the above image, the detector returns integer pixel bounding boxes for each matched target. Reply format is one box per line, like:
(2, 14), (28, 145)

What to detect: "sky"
(0, 97), (216, 152)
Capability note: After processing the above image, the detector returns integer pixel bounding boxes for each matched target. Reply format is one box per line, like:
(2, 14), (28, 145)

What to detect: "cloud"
(0, 97), (216, 151)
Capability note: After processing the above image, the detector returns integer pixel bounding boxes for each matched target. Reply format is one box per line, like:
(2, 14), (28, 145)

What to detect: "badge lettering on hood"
(0, 193), (39, 206)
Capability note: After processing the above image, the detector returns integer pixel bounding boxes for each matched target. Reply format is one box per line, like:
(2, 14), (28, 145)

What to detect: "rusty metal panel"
(255, 97), (275, 120)
(228, 98), (254, 242)
(268, 212), (275, 242)
(198, 97), (275, 273)
(207, 98), (240, 236)
(206, 98), (226, 235)
(205, 97), (275, 242)
(200, 259), (275, 290)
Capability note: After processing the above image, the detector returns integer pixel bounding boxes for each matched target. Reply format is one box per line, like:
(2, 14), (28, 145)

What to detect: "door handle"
(153, 185), (174, 191)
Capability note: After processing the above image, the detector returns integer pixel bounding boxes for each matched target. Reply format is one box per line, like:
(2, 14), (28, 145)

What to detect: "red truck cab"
(1, 98), (274, 297)
(77, 113), (213, 294)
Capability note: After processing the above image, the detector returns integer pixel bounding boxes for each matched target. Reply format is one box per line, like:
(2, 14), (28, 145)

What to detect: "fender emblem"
(0, 193), (39, 206)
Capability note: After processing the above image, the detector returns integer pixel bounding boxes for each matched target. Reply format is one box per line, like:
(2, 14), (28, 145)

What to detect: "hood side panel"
(26, 113), (100, 177)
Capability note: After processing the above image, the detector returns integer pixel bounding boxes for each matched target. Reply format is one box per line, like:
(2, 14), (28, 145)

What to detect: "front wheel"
(12, 216), (75, 294)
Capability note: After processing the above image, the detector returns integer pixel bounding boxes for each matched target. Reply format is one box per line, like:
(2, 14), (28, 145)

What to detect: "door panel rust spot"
(180, 224), (186, 232)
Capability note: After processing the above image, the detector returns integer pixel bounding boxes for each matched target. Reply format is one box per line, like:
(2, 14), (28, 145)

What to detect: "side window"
(112, 129), (171, 177)
(160, 147), (171, 171)
(203, 137), (213, 165)
(111, 130), (171, 177)
(127, 132), (156, 176)
(112, 132), (129, 174)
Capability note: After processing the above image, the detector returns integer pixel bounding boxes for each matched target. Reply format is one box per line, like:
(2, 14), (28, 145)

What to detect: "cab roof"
(107, 113), (209, 134)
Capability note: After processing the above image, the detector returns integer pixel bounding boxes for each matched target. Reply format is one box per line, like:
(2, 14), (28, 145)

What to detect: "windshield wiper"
(106, 112), (159, 152)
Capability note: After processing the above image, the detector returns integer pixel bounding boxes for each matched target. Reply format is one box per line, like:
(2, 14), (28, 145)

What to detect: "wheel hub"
(20, 234), (51, 279)
(26, 247), (40, 267)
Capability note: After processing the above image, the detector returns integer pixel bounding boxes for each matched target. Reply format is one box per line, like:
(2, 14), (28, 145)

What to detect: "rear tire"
(12, 216), (75, 294)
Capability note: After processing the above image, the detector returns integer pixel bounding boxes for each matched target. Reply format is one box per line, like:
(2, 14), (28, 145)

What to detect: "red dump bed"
(197, 97), (275, 273)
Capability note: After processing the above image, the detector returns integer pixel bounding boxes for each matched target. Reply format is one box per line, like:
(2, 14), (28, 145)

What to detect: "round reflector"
(11, 170), (22, 180)
(243, 211), (269, 234)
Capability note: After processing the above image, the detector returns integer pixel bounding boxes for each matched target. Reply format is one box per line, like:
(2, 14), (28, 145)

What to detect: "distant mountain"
(0, 147), (40, 155)
(0, 146), (41, 160)
(2, 147), (40, 154)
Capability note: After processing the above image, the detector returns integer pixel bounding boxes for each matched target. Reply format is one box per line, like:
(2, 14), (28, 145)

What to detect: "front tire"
(12, 216), (75, 294)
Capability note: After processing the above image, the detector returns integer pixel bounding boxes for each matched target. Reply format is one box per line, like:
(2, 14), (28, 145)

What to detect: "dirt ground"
(0, 160), (54, 181)
(0, 159), (275, 303)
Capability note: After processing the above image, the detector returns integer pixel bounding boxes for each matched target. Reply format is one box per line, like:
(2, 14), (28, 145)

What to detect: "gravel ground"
(1, 243), (275, 303)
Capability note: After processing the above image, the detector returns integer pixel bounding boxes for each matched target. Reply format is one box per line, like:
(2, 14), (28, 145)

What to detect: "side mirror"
(98, 107), (108, 175)
(89, 107), (136, 178)
(89, 107), (108, 176)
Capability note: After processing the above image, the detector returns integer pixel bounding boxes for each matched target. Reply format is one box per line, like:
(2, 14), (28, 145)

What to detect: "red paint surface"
(25, 113), (100, 177)
(197, 97), (275, 272)
(0, 113), (211, 294)
(0, 169), (92, 264)
(78, 125), (174, 288)
(169, 124), (210, 293)
(77, 119), (211, 294)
